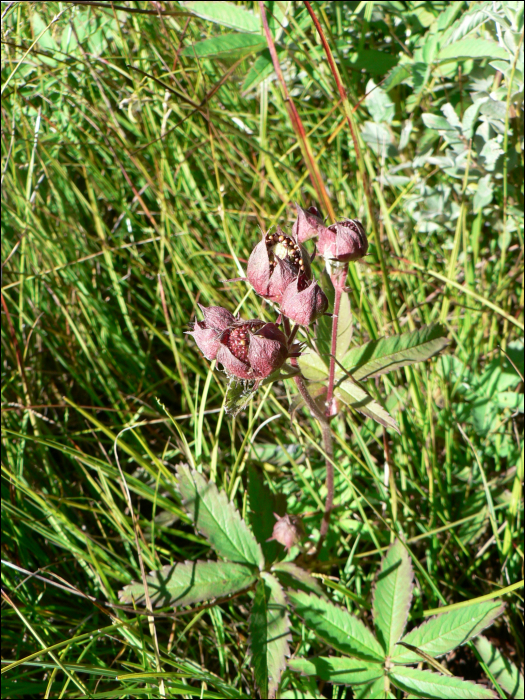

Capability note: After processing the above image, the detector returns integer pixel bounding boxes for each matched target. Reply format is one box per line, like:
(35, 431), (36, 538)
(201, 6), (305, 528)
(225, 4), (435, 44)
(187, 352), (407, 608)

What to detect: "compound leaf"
(475, 636), (524, 699)
(391, 601), (504, 664)
(118, 559), (256, 608)
(342, 324), (450, 381)
(177, 464), (264, 569)
(250, 572), (290, 699)
(390, 667), (497, 698)
(272, 561), (327, 598)
(287, 591), (384, 662)
(288, 656), (383, 686)
(372, 539), (414, 655)
(336, 379), (400, 433)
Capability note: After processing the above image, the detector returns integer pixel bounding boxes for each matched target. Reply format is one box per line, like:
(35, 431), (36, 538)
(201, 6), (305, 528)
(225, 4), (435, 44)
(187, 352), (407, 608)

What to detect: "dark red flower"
(247, 227), (312, 303)
(280, 275), (328, 326)
(317, 219), (368, 262)
(216, 321), (289, 380)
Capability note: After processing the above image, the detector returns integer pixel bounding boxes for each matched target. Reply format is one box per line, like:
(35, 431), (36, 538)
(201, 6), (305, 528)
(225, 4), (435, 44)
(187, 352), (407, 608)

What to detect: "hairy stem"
(291, 360), (334, 550)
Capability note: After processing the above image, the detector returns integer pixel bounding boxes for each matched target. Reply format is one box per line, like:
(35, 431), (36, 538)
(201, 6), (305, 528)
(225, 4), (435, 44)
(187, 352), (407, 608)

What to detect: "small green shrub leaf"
(250, 572), (290, 699)
(176, 464), (264, 569)
(247, 465), (287, 564)
(372, 539), (413, 655)
(180, 33), (266, 59)
(288, 656), (383, 686)
(184, 1), (261, 33)
(272, 561), (327, 598)
(118, 560), (256, 608)
(287, 591), (384, 662)
(243, 49), (274, 92)
(342, 324), (450, 381)
(389, 667), (497, 698)
(475, 636), (524, 699)
(335, 380), (400, 433)
(391, 601), (504, 664)
(438, 38), (509, 62)
(297, 349), (329, 380)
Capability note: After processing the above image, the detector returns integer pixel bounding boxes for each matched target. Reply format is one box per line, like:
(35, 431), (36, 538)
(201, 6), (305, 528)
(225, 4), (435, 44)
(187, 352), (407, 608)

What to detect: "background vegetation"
(2, 1), (523, 697)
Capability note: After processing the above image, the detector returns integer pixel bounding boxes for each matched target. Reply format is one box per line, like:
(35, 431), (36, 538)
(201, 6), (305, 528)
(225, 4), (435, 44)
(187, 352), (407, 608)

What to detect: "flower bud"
(280, 275), (328, 327)
(216, 321), (289, 380)
(247, 228), (312, 303)
(292, 203), (325, 243)
(267, 513), (305, 552)
(317, 219), (368, 263)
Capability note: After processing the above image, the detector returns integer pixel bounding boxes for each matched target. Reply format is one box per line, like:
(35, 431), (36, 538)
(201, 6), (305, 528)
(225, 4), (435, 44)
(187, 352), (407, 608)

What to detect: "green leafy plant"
(288, 539), (508, 699)
(119, 464), (323, 699)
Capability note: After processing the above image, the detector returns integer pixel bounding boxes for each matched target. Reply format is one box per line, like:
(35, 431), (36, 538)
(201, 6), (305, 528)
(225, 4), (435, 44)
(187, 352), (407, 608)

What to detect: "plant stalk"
(290, 358), (334, 549)
(324, 264), (347, 418)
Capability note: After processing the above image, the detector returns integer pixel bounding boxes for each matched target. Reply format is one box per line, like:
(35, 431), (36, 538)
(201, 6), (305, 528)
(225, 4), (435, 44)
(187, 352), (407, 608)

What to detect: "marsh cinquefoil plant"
(188, 204), (450, 544)
(119, 468), (517, 699)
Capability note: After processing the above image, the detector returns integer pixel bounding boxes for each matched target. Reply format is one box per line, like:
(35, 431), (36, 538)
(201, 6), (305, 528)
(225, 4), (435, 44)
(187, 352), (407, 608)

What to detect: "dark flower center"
(265, 232), (304, 273)
(223, 323), (263, 362)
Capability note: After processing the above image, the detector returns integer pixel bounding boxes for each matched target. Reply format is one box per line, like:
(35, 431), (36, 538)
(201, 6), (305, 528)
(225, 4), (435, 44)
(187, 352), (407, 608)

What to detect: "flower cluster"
(188, 205), (368, 381)
(293, 204), (368, 263)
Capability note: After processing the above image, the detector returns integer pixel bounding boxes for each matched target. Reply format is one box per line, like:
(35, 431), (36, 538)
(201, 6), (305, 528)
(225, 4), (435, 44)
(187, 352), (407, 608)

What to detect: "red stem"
(258, 1), (336, 221)
(324, 265), (347, 418)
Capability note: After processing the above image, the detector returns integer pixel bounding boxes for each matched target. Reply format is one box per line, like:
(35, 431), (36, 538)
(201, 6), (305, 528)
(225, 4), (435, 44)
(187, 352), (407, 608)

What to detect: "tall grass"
(2, 1), (523, 697)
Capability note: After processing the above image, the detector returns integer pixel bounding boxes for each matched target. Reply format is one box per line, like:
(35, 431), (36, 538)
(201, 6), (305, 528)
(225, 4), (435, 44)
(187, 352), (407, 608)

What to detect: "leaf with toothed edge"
(272, 561), (327, 599)
(118, 559), (256, 608)
(224, 378), (259, 416)
(475, 635), (524, 699)
(342, 324), (450, 381)
(288, 656), (383, 686)
(335, 379), (400, 433)
(391, 601), (505, 665)
(250, 572), (291, 699)
(389, 667), (497, 698)
(176, 464), (264, 569)
(372, 539), (414, 656)
(287, 591), (384, 662)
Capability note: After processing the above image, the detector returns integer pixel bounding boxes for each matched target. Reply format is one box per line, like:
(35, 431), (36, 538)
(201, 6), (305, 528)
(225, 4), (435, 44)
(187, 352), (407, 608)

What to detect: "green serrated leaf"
(272, 561), (327, 598)
(475, 636), (524, 699)
(287, 591), (384, 662)
(372, 539), (414, 655)
(297, 349), (329, 381)
(183, 2), (261, 32)
(342, 324), (450, 381)
(335, 379), (400, 434)
(225, 378), (258, 416)
(438, 38), (509, 62)
(118, 560), (256, 608)
(355, 676), (393, 698)
(250, 572), (290, 699)
(389, 667), (497, 698)
(247, 465), (287, 564)
(180, 33), (266, 59)
(288, 657), (383, 686)
(391, 601), (505, 664)
(176, 464), (264, 569)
